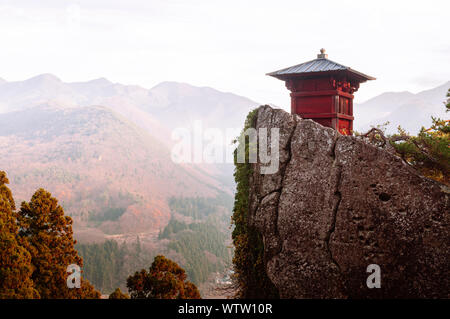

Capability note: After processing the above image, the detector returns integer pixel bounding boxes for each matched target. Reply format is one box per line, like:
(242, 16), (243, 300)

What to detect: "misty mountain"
(355, 81), (449, 134)
(0, 74), (260, 192)
(144, 81), (259, 130)
(0, 104), (226, 242)
(0, 75), (259, 146)
(0, 74), (261, 247)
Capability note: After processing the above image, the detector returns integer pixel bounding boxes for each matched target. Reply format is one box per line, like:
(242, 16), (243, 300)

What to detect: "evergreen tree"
(390, 91), (450, 185)
(126, 255), (201, 299)
(0, 171), (37, 299)
(109, 287), (129, 299)
(18, 188), (100, 299)
(77, 239), (156, 294)
(166, 222), (229, 284)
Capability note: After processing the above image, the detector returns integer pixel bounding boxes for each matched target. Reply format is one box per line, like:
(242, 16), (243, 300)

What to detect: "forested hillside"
(0, 105), (224, 242)
(165, 221), (230, 284)
(77, 239), (154, 294)
(78, 194), (233, 294)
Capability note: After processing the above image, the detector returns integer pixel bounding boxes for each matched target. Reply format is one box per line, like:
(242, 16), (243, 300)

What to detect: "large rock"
(249, 105), (449, 298)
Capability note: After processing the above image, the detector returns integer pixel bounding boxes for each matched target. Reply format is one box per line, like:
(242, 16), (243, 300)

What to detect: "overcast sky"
(0, 0), (449, 107)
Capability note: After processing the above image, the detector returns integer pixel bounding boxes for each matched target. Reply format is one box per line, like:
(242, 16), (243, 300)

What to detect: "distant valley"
(0, 75), (260, 241)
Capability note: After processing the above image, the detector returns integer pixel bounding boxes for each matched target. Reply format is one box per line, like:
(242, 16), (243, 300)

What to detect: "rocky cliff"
(249, 105), (449, 298)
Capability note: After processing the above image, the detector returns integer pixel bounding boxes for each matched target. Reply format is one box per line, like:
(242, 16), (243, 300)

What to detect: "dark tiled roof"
(267, 58), (375, 81)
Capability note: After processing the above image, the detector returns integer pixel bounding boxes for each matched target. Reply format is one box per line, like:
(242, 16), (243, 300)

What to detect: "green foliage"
(86, 190), (136, 223)
(390, 91), (450, 185)
(126, 255), (201, 299)
(77, 239), (153, 294)
(159, 194), (233, 286)
(355, 90), (450, 185)
(231, 109), (279, 299)
(168, 192), (232, 220)
(81, 192), (233, 293)
(167, 222), (230, 284)
(88, 207), (127, 222)
(158, 218), (188, 239)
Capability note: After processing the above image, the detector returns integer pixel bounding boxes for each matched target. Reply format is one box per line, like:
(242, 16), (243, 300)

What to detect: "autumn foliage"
(126, 255), (201, 299)
(1, 170), (201, 299)
(0, 172), (37, 298)
(109, 287), (130, 299)
(0, 172), (100, 299)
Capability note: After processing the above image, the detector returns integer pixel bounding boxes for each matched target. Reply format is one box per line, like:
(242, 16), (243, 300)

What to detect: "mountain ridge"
(0, 104), (226, 242)
(355, 80), (449, 134)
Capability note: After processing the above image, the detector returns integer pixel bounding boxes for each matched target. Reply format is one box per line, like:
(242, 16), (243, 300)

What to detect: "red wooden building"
(267, 49), (375, 134)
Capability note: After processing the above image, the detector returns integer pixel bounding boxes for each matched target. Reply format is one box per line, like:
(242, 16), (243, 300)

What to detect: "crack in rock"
(325, 135), (343, 273)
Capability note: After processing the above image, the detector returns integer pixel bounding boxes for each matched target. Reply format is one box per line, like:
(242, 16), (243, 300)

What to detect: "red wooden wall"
(287, 75), (356, 135)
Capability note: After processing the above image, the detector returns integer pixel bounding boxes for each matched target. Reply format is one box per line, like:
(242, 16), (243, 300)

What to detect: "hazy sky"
(0, 0), (449, 107)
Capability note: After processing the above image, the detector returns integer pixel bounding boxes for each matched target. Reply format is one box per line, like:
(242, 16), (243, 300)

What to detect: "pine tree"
(18, 188), (100, 299)
(126, 255), (201, 299)
(390, 90), (450, 185)
(109, 287), (129, 299)
(0, 171), (38, 299)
